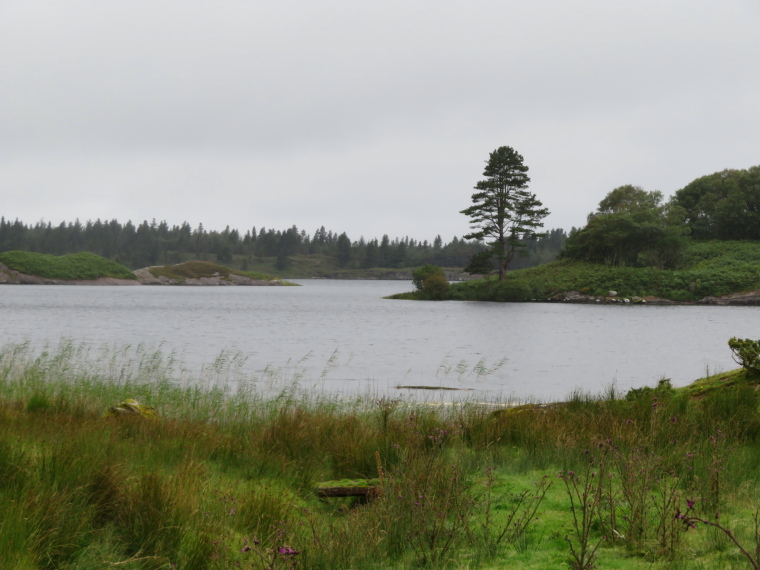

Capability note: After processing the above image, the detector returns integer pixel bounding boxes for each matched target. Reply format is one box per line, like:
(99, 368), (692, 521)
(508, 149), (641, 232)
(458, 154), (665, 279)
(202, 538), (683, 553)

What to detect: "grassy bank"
(0, 251), (136, 281)
(392, 240), (760, 302)
(3, 341), (760, 568)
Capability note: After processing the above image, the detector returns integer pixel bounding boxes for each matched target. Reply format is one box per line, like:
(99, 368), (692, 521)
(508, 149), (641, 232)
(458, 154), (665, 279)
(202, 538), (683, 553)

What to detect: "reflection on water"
(1, 280), (759, 401)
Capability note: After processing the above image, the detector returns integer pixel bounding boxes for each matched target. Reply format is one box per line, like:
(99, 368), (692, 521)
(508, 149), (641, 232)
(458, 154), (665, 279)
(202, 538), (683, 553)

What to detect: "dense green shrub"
(412, 264), (445, 291)
(728, 337), (760, 376)
(411, 264), (450, 299)
(491, 280), (533, 301)
(422, 273), (450, 299)
(625, 378), (675, 401)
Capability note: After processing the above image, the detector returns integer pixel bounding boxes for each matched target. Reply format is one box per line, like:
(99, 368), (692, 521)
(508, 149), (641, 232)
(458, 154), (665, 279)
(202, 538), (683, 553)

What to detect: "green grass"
(0, 251), (136, 280)
(3, 340), (760, 568)
(316, 478), (381, 488)
(146, 260), (294, 284)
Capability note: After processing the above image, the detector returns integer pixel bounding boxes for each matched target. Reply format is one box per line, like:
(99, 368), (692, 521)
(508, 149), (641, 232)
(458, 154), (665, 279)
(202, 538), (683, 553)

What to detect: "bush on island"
(412, 265), (450, 300)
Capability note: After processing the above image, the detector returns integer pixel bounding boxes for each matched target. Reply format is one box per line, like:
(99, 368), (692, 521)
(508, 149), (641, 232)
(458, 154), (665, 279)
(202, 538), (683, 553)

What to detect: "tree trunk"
(499, 258), (507, 282)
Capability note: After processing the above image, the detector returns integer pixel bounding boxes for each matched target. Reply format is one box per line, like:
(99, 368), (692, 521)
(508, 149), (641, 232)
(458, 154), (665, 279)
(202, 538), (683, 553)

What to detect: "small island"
(133, 260), (296, 286)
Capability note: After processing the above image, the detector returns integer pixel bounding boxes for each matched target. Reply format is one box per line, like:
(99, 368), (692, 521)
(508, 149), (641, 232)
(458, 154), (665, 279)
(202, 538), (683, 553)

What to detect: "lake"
(1, 280), (759, 402)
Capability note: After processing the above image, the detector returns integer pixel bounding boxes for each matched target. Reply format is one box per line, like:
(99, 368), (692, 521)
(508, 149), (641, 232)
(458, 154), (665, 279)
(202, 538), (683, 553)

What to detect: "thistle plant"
(560, 446), (610, 570)
(678, 504), (760, 570)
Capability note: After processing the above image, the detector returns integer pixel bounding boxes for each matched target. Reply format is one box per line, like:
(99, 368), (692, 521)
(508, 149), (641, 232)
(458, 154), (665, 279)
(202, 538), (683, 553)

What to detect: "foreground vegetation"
(0, 251), (136, 281)
(3, 341), (760, 568)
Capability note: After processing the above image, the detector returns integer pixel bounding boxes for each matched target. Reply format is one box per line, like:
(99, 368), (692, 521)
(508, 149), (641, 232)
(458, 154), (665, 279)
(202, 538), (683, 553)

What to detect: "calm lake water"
(1, 280), (759, 402)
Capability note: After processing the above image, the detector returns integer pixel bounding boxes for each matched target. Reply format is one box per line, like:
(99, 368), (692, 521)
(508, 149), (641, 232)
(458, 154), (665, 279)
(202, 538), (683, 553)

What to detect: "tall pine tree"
(461, 146), (549, 281)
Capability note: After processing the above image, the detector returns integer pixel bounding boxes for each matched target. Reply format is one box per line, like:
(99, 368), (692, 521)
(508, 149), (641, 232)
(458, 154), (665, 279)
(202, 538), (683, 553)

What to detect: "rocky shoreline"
(548, 289), (760, 306)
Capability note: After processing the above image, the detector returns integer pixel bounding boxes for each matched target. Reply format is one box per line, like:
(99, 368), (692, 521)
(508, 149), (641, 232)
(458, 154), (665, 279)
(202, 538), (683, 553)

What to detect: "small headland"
(390, 240), (760, 304)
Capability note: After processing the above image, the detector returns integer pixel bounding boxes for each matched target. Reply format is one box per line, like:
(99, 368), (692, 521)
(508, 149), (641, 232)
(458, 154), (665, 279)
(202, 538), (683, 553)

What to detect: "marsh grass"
(4, 342), (760, 567)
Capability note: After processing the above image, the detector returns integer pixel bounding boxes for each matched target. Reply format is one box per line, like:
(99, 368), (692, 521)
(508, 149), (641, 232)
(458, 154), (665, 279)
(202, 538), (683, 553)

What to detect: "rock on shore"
(549, 289), (760, 306)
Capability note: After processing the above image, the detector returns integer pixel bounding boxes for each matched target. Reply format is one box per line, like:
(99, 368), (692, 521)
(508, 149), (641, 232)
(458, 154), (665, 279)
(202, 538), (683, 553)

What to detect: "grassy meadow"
(3, 341), (760, 568)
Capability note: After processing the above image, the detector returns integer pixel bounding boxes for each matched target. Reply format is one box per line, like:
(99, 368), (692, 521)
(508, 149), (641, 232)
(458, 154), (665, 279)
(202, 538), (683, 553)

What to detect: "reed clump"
(3, 341), (760, 568)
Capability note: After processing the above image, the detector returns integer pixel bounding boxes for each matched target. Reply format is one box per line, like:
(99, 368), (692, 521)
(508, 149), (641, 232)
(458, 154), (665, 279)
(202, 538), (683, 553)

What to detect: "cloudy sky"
(1, 1), (759, 243)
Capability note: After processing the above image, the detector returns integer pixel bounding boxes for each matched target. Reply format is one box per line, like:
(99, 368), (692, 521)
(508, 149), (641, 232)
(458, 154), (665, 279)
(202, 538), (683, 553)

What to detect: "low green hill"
(0, 251), (136, 280)
(146, 260), (294, 284)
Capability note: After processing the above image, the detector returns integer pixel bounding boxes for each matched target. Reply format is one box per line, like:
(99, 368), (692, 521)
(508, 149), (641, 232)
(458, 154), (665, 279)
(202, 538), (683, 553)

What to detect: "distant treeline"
(0, 217), (566, 271)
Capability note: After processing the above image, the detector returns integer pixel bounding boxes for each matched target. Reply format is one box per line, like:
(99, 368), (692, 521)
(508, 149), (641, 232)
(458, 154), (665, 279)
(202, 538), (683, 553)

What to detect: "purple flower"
(687, 499), (695, 510)
(279, 546), (300, 556)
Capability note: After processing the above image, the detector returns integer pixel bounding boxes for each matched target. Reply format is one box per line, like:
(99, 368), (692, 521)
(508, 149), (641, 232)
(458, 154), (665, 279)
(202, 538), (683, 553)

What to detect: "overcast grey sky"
(2, 1), (759, 243)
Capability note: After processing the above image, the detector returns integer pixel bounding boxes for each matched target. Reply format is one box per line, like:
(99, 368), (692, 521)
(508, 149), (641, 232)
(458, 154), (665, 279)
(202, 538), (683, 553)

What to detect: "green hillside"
(0, 251), (136, 281)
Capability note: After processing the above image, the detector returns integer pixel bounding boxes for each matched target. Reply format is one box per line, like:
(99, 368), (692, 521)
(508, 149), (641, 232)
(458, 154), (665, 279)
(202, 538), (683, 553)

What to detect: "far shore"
(0, 262), (291, 286)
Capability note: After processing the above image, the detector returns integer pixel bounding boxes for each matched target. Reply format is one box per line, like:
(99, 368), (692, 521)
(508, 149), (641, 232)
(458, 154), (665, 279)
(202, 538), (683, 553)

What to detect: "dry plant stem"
(679, 509), (760, 570)
(706, 430), (730, 513)
(404, 463), (470, 566)
(617, 446), (658, 545)
(496, 475), (553, 546)
(561, 461), (606, 570)
(469, 468), (552, 551)
(652, 470), (684, 556)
